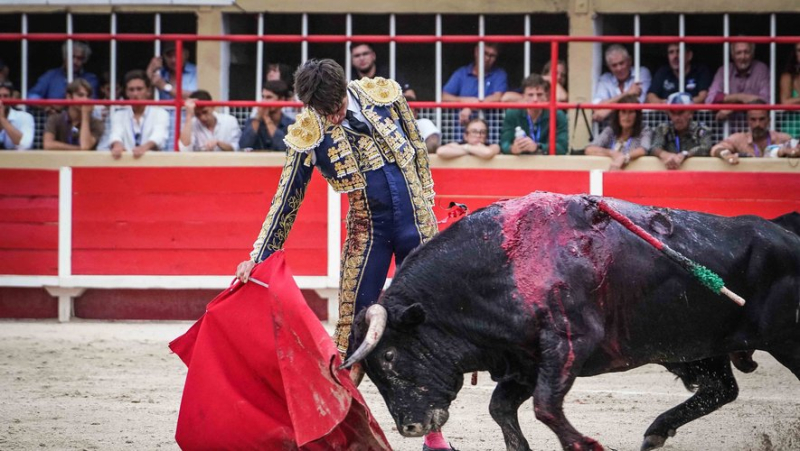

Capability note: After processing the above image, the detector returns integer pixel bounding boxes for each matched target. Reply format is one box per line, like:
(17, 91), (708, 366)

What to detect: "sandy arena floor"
(0, 320), (797, 451)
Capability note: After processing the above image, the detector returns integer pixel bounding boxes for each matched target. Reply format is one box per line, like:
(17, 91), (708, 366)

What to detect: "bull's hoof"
(641, 429), (675, 451)
(731, 351), (758, 373)
(567, 437), (604, 451)
(640, 435), (666, 451)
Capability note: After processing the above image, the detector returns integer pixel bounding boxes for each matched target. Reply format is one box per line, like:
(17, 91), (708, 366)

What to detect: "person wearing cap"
(0, 81), (34, 150)
(650, 92), (712, 170)
(146, 42), (198, 100)
(28, 41), (100, 101)
(710, 100), (798, 164)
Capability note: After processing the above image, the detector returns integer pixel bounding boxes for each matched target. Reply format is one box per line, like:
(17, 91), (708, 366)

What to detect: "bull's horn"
(340, 304), (388, 369)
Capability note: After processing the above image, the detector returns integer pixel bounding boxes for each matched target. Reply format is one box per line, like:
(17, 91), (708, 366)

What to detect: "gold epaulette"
(283, 108), (324, 152)
(351, 77), (401, 106)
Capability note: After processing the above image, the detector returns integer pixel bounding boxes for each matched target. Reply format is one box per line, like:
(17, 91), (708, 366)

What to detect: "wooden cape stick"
(595, 199), (746, 307)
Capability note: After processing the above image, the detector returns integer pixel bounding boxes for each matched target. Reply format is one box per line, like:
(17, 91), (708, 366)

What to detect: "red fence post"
(173, 40), (184, 152)
(549, 40), (558, 156)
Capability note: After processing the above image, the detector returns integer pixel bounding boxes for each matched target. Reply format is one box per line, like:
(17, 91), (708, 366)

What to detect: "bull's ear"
(397, 303), (426, 329)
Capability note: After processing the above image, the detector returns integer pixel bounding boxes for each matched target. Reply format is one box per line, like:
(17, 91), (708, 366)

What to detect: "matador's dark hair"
(294, 59), (347, 116)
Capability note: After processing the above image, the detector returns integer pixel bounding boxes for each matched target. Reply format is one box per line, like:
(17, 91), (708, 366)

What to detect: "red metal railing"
(4, 32), (800, 154)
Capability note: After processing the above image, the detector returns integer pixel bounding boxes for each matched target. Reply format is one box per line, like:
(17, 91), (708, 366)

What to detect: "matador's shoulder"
(283, 108), (325, 152)
(350, 77), (402, 106)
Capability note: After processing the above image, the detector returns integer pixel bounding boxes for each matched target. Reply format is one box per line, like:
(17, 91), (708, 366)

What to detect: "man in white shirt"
(109, 70), (169, 159)
(179, 90), (241, 152)
(0, 81), (34, 150)
(593, 44), (652, 122)
(404, 93), (441, 153)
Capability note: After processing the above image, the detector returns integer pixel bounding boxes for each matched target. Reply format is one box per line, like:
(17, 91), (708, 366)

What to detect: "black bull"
(344, 193), (800, 451)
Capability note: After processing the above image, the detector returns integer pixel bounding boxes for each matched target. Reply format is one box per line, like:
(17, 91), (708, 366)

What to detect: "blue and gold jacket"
(250, 77), (437, 262)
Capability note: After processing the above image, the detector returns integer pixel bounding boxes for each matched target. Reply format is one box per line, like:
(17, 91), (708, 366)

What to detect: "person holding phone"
(146, 43), (197, 100)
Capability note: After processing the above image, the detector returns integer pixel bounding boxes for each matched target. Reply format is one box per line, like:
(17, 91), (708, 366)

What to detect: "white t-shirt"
(108, 106), (170, 151)
(1, 108), (35, 150)
(178, 112), (242, 152)
(416, 118), (440, 141)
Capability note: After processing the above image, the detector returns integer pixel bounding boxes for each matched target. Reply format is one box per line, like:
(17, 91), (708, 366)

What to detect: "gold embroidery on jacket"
(334, 189), (373, 354)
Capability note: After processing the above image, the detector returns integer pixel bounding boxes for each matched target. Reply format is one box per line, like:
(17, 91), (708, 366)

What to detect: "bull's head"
(342, 303), (464, 437)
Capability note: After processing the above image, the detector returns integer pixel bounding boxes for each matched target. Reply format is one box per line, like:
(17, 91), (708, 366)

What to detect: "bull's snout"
(400, 423), (426, 437)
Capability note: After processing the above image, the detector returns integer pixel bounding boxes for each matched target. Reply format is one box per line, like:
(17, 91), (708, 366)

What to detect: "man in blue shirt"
(146, 42), (198, 100)
(647, 44), (711, 105)
(442, 43), (508, 125)
(28, 41), (99, 100)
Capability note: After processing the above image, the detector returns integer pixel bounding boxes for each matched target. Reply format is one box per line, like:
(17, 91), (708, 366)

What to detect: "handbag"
(569, 104), (594, 155)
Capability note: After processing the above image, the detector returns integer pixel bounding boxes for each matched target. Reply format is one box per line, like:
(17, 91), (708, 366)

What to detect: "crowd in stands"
(1, 39), (799, 168)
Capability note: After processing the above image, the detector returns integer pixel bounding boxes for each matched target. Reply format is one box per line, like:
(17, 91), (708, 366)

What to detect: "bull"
(342, 192), (800, 451)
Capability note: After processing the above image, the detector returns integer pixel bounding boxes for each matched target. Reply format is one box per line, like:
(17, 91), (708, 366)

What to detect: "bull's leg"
(532, 333), (603, 451)
(489, 380), (534, 451)
(767, 343), (800, 380)
(642, 356), (738, 451)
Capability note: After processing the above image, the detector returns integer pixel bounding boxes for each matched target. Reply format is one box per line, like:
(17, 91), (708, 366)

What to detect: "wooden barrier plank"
(0, 250), (58, 275)
(72, 248), (325, 276)
(0, 169), (59, 196)
(72, 167), (282, 194)
(72, 221), (326, 250)
(431, 168), (591, 197)
(0, 196), (59, 223)
(0, 224), (59, 249)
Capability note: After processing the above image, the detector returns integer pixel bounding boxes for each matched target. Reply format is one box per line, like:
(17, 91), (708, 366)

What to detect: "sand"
(0, 320), (797, 451)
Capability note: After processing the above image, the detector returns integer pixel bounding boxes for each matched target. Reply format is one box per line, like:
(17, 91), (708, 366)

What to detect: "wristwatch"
(680, 150), (689, 158)
(163, 83), (174, 93)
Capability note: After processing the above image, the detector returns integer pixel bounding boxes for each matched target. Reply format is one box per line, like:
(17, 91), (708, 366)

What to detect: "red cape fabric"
(169, 251), (391, 450)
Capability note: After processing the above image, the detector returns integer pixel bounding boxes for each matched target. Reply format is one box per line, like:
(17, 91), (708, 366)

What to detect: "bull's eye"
(384, 350), (395, 362)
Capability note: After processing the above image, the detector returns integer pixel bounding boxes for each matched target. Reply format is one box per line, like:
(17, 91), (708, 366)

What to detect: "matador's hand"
(236, 260), (256, 283)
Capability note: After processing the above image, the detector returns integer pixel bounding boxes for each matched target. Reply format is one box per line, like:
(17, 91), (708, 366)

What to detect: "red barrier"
(0, 169), (59, 276)
(70, 167), (328, 276)
(604, 171), (800, 218)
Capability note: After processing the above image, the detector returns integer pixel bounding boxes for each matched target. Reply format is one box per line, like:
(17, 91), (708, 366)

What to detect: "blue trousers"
(333, 162), (425, 355)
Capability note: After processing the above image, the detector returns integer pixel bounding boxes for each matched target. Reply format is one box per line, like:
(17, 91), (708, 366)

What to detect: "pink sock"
(424, 431), (449, 449)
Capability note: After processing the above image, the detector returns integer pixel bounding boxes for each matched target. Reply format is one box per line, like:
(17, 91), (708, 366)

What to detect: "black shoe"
(422, 443), (458, 451)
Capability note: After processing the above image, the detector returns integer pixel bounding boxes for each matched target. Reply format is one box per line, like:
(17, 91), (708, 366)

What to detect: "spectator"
(239, 80), (293, 152)
(436, 117), (499, 160)
(92, 72), (122, 151)
(0, 59), (20, 98)
(647, 44), (712, 105)
(28, 41), (99, 100)
(108, 70), (170, 159)
(710, 101), (797, 164)
(350, 43), (415, 97)
(0, 81), (34, 150)
(266, 62), (295, 94)
(502, 60), (569, 103)
(650, 92), (712, 170)
(405, 93), (440, 153)
(706, 41), (770, 122)
(0, 58), (9, 84)
(585, 94), (651, 170)
(42, 79), (105, 151)
(593, 44), (652, 122)
(500, 74), (568, 155)
(443, 43), (508, 125)
(779, 42), (800, 138)
(146, 42), (197, 100)
(179, 90), (241, 152)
